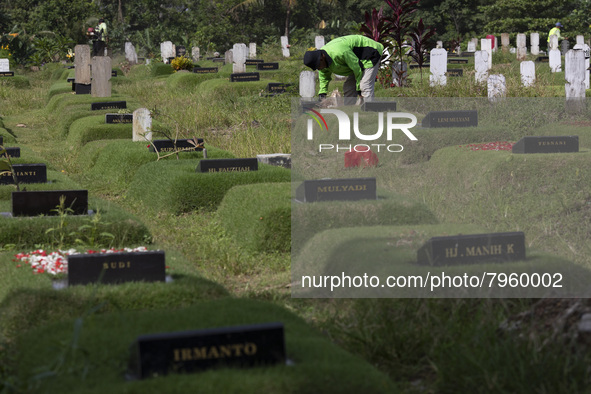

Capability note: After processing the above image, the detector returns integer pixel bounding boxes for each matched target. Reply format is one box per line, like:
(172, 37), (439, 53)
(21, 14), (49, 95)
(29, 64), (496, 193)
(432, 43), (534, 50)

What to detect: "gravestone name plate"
(75, 83), (91, 95)
(266, 83), (290, 93)
(448, 59), (468, 64)
(417, 231), (526, 266)
(295, 177), (377, 202)
(176, 46), (187, 57)
(512, 136), (579, 154)
(409, 64), (430, 69)
(91, 101), (127, 110)
(212, 57), (225, 63)
(193, 67), (218, 74)
(0, 164), (47, 185)
(149, 139), (204, 153)
(0, 71), (15, 77)
(11, 189), (88, 216)
(536, 56), (549, 63)
(422, 110), (478, 128)
(196, 158), (258, 173)
(245, 59), (264, 65)
(2, 147), (20, 158)
(67, 250), (165, 286)
(127, 322), (286, 379)
(447, 69), (463, 77)
(230, 72), (260, 82)
(111, 70), (117, 77)
(362, 102), (397, 112)
(257, 63), (279, 70)
(67, 77), (74, 82)
(105, 113), (133, 124)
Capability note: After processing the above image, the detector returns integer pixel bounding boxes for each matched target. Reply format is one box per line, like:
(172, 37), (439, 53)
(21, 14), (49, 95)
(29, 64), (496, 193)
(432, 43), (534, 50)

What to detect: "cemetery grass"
(2, 55), (591, 392)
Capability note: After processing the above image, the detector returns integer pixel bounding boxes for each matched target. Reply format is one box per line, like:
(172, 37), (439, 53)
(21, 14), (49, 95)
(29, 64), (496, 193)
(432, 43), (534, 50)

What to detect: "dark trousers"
(92, 40), (106, 57)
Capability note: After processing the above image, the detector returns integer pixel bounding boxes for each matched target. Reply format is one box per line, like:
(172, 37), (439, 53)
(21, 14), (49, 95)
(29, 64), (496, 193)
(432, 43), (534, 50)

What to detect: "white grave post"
(467, 41), (476, 52)
(516, 34), (527, 61)
(487, 74), (506, 102)
(91, 56), (112, 97)
(577, 35), (585, 46)
(481, 38), (492, 69)
(160, 41), (175, 63)
(520, 61), (535, 87)
(133, 108), (152, 142)
(192, 47), (200, 63)
(225, 50), (233, 65)
(470, 38), (479, 50)
(0, 59), (9, 72)
(429, 48), (447, 87)
(249, 43), (256, 58)
(74, 45), (91, 85)
(436, 41), (443, 48)
(549, 49), (561, 72)
(315, 36), (325, 49)
(299, 71), (316, 99)
(125, 42), (138, 65)
(501, 33), (510, 50)
(549, 35), (559, 51)
(530, 33), (540, 56)
(232, 43), (247, 73)
(584, 44), (590, 89)
(565, 49), (586, 110)
(281, 36), (290, 57)
(474, 50), (489, 84)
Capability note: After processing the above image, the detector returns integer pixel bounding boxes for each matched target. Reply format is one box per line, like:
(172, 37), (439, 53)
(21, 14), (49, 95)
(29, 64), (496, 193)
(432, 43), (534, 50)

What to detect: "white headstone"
(0, 59), (9, 72)
(299, 71), (316, 98)
(549, 35), (559, 51)
(192, 47), (200, 62)
(429, 48), (447, 87)
(584, 44), (590, 89)
(467, 41), (476, 52)
(520, 61), (535, 87)
(481, 38), (493, 69)
(225, 50), (233, 65)
(315, 36), (325, 49)
(74, 45), (91, 84)
(91, 56), (111, 97)
(125, 42), (138, 65)
(577, 35), (585, 46)
(549, 49), (561, 72)
(470, 38), (479, 49)
(133, 108), (152, 142)
(530, 33), (540, 56)
(232, 43), (247, 73)
(249, 43), (256, 58)
(487, 74), (506, 102)
(474, 50), (489, 84)
(436, 41), (443, 48)
(160, 41), (175, 63)
(281, 36), (290, 57)
(565, 49), (586, 85)
(516, 34), (527, 60)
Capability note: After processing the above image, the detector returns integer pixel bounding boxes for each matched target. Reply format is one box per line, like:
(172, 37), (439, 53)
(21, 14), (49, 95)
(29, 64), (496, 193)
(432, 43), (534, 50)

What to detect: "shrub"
(170, 56), (194, 71)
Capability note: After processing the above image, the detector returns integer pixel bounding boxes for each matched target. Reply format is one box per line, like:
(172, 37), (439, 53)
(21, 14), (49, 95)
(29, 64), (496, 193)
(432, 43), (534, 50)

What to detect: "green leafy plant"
(0, 144), (21, 191)
(45, 195), (75, 249)
(170, 56), (194, 71)
(74, 211), (115, 249)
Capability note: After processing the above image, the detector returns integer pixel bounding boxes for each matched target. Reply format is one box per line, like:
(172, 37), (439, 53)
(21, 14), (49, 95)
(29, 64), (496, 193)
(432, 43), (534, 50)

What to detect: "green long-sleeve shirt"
(318, 35), (384, 95)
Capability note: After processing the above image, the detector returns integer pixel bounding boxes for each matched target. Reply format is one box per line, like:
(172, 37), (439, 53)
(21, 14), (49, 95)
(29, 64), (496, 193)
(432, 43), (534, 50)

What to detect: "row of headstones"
(74, 45), (112, 97)
(0, 58), (14, 76)
(463, 34), (588, 56)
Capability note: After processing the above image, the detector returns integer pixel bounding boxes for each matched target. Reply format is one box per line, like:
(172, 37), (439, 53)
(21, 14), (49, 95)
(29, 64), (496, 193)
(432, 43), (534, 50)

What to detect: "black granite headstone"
(245, 59), (264, 65)
(111, 70), (117, 77)
(447, 69), (463, 77)
(362, 101), (397, 112)
(536, 56), (549, 63)
(176, 46), (187, 58)
(128, 322), (286, 379)
(0, 164), (47, 185)
(67, 250), (166, 286)
(196, 158), (258, 173)
(417, 232), (526, 266)
(67, 77), (75, 82)
(409, 64), (430, 69)
(295, 178), (377, 202)
(422, 110), (478, 128)
(193, 67), (218, 74)
(2, 147), (20, 158)
(230, 72), (260, 82)
(266, 83), (290, 94)
(0, 71), (14, 77)
(105, 113), (133, 124)
(75, 83), (91, 95)
(149, 139), (204, 153)
(448, 59), (468, 64)
(91, 101), (127, 110)
(257, 63), (279, 70)
(212, 58), (225, 63)
(512, 136), (579, 154)
(11, 190), (88, 216)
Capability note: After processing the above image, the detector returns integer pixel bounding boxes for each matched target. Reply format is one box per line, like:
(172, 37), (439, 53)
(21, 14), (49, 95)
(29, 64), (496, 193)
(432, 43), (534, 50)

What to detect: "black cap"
(304, 50), (322, 70)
